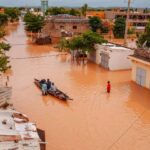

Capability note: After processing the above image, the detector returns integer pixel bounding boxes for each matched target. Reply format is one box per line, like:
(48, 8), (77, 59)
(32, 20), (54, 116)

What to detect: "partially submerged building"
(128, 49), (150, 89)
(43, 14), (89, 41)
(89, 43), (134, 70)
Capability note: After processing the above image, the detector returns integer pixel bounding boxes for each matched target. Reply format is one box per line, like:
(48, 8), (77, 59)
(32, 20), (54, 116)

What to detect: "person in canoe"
(50, 82), (65, 98)
(50, 82), (57, 92)
(40, 79), (47, 95)
(46, 79), (51, 91)
(40, 79), (46, 84)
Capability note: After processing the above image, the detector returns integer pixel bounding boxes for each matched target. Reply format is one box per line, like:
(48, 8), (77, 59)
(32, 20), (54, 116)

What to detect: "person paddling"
(107, 81), (111, 93)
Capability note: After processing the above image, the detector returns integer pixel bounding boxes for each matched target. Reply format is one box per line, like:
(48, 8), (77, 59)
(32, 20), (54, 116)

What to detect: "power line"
(10, 53), (68, 60)
(107, 110), (146, 150)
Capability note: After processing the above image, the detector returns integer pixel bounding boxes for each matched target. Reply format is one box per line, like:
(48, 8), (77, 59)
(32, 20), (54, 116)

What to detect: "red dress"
(107, 83), (111, 93)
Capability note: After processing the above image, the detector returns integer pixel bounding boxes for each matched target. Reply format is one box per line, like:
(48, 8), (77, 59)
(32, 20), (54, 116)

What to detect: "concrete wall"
(131, 60), (150, 89)
(109, 51), (133, 70)
(43, 20), (89, 39)
(88, 44), (134, 70)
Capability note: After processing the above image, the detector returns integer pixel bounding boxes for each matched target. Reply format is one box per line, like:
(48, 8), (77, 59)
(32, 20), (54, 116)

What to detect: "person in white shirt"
(50, 83), (57, 92)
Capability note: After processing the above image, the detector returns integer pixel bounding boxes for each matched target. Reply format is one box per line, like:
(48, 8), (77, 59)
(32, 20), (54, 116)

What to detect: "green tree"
(58, 38), (70, 52)
(46, 7), (80, 16)
(0, 13), (11, 72)
(0, 28), (6, 39)
(89, 16), (102, 32)
(137, 20), (150, 48)
(0, 42), (11, 72)
(5, 8), (20, 22)
(113, 17), (126, 38)
(68, 30), (107, 52)
(0, 14), (8, 26)
(24, 13), (45, 33)
(0, 51), (10, 72)
(69, 9), (80, 16)
(46, 7), (67, 15)
(81, 4), (88, 17)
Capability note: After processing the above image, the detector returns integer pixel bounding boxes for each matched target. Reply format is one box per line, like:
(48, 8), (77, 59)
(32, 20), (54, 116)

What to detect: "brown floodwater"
(5, 20), (150, 150)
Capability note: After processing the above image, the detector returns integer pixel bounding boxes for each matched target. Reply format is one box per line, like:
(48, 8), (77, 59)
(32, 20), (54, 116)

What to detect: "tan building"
(105, 10), (150, 32)
(129, 49), (150, 89)
(86, 11), (105, 19)
(42, 14), (89, 40)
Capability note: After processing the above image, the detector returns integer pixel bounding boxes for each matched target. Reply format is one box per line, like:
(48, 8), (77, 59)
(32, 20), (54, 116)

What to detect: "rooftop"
(46, 14), (89, 23)
(0, 109), (41, 150)
(129, 48), (150, 64)
(100, 43), (132, 52)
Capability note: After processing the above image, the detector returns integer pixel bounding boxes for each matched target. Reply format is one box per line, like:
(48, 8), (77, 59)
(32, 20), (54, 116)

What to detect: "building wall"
(88, 44), (133, 70)
(105, 10), (150, 32)
(131, 60), (150, 89)
(43, 19), (89, 39)
(105, 11), (116, 20)
(109, 51), (133, 70)
(86, 11), (105, 19)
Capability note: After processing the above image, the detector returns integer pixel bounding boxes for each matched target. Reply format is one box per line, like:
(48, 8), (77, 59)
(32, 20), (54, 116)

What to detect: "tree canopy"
(0, 13), (11, 72)
(81, 4), (88, 16)
(24, 12), (45, 33)
(4, 8), (20, 22)
(46, 7), (81, 16)
(0, 40), (11, 72)
(137, 20), (150, 48)
(61, 31), (107, 52)
(0, 14), (8, 26)
(113, 17), (126, 38)
(89, 16), (103, 32)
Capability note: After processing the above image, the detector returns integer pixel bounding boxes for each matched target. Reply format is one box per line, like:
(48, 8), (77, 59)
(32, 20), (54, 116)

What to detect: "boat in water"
(34, 79), (72, 101)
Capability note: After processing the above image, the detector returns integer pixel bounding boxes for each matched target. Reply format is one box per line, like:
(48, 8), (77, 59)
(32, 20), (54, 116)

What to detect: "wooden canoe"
(34, 79), (72, 101)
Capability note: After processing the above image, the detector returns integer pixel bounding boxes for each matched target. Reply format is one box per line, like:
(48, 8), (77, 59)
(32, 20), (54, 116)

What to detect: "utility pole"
(124, 0), (131, 46)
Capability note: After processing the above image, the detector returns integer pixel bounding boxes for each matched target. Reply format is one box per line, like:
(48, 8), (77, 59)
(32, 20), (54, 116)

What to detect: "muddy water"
(5, 20), (150, 150)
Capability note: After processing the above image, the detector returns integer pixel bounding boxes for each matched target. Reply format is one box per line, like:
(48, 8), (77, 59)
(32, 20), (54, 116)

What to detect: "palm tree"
(81, 4), (88, 17)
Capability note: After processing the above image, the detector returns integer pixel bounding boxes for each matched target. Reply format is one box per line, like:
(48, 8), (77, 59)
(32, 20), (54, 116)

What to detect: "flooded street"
(5, 20), (150, 150)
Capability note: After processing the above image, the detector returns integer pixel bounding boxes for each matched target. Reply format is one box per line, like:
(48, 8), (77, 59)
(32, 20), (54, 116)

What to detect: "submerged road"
(5, 20), (150, 150)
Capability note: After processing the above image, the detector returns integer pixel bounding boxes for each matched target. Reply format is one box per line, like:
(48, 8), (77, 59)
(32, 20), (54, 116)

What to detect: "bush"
(113, 17), (126, 38)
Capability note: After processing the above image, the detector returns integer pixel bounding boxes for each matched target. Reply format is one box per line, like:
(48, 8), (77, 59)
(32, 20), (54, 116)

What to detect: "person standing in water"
(107, 81), (111, 93)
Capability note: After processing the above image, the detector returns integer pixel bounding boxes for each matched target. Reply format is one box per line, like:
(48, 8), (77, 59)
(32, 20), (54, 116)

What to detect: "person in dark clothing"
(40, 79), (46, 85)
(46, 79), (51, 90)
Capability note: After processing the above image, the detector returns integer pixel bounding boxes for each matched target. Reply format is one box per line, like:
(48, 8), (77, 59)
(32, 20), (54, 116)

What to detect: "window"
(60, 26), (64, 29)
(73, 26), (77, 29)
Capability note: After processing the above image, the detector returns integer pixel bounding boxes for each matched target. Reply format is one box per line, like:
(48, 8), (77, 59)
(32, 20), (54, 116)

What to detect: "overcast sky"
(0, 0), (150, 8)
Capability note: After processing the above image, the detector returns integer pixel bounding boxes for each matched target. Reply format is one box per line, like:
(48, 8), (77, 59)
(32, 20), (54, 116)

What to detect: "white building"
(89, 43), (134, 71)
